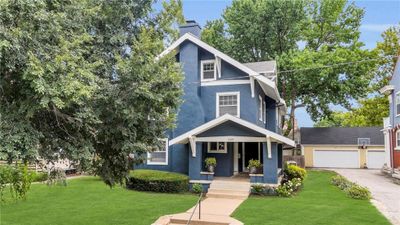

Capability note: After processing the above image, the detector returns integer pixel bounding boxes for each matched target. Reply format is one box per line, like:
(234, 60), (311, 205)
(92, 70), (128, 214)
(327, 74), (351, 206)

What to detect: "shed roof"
(243, 61), (276, 74)
(300, 127), (384, 145)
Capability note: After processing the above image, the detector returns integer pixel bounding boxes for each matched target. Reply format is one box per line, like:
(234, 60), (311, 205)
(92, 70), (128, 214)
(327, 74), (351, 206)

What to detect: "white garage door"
(314, 150), (359, 168)
(367, 150), (385, 169)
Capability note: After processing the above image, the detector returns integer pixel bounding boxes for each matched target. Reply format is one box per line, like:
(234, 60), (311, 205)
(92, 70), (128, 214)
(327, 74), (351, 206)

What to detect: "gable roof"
(157, 33), (283, 102)
(169, 114), (295, 147)
(300, 127), (384, 145)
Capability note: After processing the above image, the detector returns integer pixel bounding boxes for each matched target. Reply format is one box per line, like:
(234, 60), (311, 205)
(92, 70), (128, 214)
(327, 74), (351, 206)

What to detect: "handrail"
(186, 192), (204, 225)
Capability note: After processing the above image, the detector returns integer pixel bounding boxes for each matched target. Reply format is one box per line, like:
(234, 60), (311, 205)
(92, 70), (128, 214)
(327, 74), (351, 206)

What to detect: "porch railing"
(186, 192), (204, 225)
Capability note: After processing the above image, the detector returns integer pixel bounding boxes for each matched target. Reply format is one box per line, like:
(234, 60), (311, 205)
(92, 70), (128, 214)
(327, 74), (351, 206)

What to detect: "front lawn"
(0, 176), (197, 225)
(233, 170), (390, 225)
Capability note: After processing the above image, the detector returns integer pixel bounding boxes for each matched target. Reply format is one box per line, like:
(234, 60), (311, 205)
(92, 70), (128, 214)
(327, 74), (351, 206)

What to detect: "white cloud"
(360, 24), (398, 32)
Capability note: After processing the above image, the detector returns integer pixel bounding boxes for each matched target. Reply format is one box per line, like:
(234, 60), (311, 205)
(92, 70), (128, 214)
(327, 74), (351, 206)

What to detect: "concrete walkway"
(153, 177), (249, 225)
(332, 169), (400, 225)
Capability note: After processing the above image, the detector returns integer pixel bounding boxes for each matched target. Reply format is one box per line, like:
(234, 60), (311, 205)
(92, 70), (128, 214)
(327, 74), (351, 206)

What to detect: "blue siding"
(390, 60), (400, 126)
(203, 142), (234, 177)
(263, 142), (278, 183)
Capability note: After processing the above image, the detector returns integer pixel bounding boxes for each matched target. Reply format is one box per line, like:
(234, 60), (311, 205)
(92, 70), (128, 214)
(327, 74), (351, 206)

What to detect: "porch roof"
(169, 114), (295, 147)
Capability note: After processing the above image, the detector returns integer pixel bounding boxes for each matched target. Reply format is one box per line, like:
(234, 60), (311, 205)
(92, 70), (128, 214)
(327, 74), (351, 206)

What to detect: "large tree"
(314, 25), (400, 127)
(0, 0), (184, 186)
(202, 0), (377, 135)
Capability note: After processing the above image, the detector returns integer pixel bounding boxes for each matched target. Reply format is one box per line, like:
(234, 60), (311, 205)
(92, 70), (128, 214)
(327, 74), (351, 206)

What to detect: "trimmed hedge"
(127, 170), (189, 193)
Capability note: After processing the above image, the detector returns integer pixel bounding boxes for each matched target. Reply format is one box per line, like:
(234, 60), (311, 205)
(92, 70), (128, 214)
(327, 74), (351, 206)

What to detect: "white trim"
(169, 114), (295, 147)
(200, 79), (250, 86)
(207, 142), (228, 153)
(200, 60), (216, 82)
(263, 100), (266, 124)
(396, 130), (400, 150)
(396, 91), (400, 117)
(258, 95), (263, 121)
(216, 92), (240, 118)
(157, 33), (261, 76)
(196, 136), (267, 142)
(189, 136), (196, 157)
(379, 85), (394, 94)
(242, 142), (246, 172)
(147, 138), (169, 165)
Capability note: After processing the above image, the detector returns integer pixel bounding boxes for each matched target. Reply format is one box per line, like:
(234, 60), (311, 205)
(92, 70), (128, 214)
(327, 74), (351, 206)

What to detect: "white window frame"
(147, 138), (168, 165)
(263, 100), (266, 124)
(396, 130), (400, 150)
(201, 60), (216, 82)
(207, 142), (228, 153)
(258, 95), (263, 121)
(396, 91), (400, 117)
(216, 92), (240, 118)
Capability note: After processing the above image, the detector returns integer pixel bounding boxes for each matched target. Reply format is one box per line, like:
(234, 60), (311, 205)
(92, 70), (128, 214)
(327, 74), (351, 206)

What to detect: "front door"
(242, 142), (262, 172)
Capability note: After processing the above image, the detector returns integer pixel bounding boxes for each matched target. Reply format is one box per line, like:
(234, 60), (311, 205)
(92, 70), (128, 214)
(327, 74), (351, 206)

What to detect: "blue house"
(138, 21), (295, 186)
(381, 56), (400, 169)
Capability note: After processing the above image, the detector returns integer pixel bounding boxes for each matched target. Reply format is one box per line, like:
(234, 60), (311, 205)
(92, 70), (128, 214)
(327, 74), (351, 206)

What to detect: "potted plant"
(205, 157), (217, 173)
(248, 159), (262, 174)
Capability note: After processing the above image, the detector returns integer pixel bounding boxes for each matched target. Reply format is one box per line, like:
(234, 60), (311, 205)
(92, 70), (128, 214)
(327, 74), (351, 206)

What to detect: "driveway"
(333, 169), (400, 225)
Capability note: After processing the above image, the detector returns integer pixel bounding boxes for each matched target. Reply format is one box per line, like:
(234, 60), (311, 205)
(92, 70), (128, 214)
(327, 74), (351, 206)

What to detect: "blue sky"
(178, 0), (400, 127)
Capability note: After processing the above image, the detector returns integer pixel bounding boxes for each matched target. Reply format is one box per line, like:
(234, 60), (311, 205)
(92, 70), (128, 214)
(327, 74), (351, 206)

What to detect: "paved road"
(333, 169), (400, 225)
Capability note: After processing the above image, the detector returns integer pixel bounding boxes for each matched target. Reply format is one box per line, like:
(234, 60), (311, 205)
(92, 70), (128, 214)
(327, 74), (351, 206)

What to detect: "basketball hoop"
(357, 138), (370, 149)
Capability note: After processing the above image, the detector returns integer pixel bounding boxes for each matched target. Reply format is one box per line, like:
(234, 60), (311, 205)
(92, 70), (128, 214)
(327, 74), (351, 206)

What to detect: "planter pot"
(249, 167), (257, 174)
(208, 165), (215, 173)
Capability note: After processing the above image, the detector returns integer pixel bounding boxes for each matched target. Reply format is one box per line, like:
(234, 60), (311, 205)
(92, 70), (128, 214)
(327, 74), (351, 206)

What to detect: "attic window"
(201, 60), (216, 81)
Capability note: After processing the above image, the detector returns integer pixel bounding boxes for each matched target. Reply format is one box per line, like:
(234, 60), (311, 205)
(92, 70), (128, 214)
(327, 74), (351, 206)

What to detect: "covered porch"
(169, 114), (295, 185)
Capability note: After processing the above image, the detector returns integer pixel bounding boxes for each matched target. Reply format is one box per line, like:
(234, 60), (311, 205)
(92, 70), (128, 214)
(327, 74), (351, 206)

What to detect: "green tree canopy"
(0, 0), (184, 186)
(202, 0), (377, 135)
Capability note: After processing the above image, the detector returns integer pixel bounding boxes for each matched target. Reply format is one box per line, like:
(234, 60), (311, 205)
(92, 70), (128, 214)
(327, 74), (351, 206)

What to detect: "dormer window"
(201, 60), (216, 81)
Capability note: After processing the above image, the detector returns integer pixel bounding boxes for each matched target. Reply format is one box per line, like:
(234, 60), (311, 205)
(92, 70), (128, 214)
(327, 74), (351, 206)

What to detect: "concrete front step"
(206, 189), (249, 199)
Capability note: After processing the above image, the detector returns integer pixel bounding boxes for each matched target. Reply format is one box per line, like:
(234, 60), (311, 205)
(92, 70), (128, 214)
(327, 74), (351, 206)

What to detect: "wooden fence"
(282, 155), (305, 168)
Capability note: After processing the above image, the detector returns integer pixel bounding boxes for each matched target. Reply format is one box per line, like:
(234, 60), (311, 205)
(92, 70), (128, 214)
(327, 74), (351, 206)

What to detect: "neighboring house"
(300, 127), (385, 169)
(381, 56), (400, 169)
(136, 21), (295, 185)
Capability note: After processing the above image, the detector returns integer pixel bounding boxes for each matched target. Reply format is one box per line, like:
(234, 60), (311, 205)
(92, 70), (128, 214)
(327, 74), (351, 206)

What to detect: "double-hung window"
(147, 139), (168, 165)
(396, 130), (400, 150)
(216, 92), (240, 117)
(396, 92), (400, 116)
(208, 142), (227, 153)
(201, 60), (216, 81)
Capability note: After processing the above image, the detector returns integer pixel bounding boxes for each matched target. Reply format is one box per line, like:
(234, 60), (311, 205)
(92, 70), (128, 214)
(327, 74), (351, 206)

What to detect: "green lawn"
(233, 170), (390, 225)
(0, 177), (197, 225)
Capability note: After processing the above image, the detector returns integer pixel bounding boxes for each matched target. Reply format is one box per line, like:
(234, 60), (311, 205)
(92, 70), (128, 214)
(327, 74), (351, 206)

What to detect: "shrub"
(346, 184), (371, 200)
(47, 168), (67, 186)
(248, 159), (262, 169)
(251, 184), (265, 195)
(284, 164), (306, 181)
(0, 165), (13, 201)
(331, 175), (353, 190)
(191, 183), (203, 194)
(204, 157), (217, 167)
(127, 170), (189, 193)
(276, 182), (293, 197)
(31, 172), (48, 182)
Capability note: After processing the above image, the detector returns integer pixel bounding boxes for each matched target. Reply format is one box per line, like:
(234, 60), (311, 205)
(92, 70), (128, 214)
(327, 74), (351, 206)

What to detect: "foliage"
(31, 171), (48, 183)
(284, 164), (307, 181)
(1, 177), (197, 225)
(0, 0), (184, 187)
(331, 174), (371, 200)
(277, 177), (303, 197)
(0, 164), (34, 201)
(201, 0), (377, 134)
(315, 94), (389, 127)
(204, 157), (217, 167)
(248, 159), (262, 169)
(233, 171), (390, 225)
(127, 170), (189, 193)
(346, 185), (371, 200)
(251, 184), (265, 195)
(47, 168), (67, 186)
(191, 183), (203, 194)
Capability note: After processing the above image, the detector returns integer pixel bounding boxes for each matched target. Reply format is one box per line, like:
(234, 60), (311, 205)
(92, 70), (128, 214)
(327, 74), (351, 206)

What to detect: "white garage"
(313, 150), (360, 168)
(367, 150), (386, 169)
